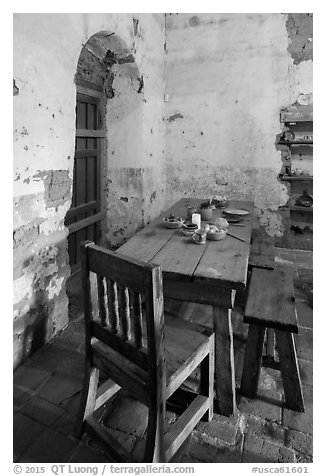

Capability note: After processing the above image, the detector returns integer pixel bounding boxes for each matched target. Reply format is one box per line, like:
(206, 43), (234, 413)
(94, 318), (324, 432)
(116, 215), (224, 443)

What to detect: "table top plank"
(193, 233), (250, 291)
(148, 228), (206, 281)
(118, 225), (176, 263)
(118, 199), (189, 262)
(193, 201), (253, 291)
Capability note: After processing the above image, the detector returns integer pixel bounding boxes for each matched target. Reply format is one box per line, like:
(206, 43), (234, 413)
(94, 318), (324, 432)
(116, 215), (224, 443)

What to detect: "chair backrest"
(80, 241), (165, 386)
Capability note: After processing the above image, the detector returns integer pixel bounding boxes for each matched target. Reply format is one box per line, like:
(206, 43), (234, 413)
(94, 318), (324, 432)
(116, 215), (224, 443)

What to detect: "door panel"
(65, 85), (105, 275)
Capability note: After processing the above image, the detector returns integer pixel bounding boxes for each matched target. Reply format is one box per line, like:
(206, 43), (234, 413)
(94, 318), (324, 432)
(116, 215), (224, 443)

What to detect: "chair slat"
(120, 286), (131, 341)
(91, 323), (148, 370)
(97, 275), (107, 326)
(106, 278), (119, 334)
(90, 272), (100, 321)
(132, 291), (143, 349)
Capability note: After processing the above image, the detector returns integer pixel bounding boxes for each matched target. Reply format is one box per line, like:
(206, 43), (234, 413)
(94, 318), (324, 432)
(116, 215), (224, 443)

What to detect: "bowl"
(181, 222), (198, 236)
(163, 217), (184, 229)
(207, 229), (227, 241)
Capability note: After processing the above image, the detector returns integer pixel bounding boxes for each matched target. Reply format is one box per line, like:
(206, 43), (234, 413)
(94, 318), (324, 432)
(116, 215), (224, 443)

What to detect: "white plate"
(223, 208), (250, 216)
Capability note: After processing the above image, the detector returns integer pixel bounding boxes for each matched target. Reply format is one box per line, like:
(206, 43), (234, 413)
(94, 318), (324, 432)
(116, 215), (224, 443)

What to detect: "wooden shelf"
(279, 105), (313, 249)
(280, 204), (313, 213)
(280, 175), (313, 182)
(278, 140), (313, 145)
(289, 205), (313, 212)
(280, 105), (313, 123)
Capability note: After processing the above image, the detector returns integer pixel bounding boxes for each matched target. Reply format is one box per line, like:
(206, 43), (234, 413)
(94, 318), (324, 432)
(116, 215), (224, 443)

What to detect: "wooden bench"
(248, 230), (275, 270)
(247, 231), (276, 359)
(240, 267), (305, 412)
(234, 231), (275, 314)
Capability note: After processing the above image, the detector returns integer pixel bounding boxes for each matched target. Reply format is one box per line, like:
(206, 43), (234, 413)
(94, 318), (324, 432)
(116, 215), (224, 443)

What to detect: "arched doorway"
(65, 31), (138, 319)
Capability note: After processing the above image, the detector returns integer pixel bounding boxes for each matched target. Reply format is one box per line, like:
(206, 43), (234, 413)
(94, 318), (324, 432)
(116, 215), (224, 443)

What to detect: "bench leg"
(240, 324), (265, 398)
(266, 328), (276, 360)
(275, 330), (305, 412)
(262, 328), (280, 370)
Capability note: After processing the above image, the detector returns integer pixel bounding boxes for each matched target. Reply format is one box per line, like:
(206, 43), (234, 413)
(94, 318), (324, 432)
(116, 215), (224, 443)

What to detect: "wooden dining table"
(117, 197), (254, 416)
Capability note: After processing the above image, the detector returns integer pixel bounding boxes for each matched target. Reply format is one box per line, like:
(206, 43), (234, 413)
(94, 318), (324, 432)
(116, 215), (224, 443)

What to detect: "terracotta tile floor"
(13, 248), (313, 463)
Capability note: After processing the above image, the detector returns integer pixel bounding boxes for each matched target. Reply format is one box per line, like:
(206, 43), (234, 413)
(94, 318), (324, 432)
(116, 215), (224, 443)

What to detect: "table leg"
(213, 305), (236, 416)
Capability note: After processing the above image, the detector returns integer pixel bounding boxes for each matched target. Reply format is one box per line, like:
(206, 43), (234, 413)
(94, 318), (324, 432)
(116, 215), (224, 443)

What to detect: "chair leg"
(213, 306), (236, 416)
(200, 337), (214, 422)
(240, 324), (266, 398)
(143, 402), (165, 463)
(275, 330), (305, 412)
(75, 365), (99, 438)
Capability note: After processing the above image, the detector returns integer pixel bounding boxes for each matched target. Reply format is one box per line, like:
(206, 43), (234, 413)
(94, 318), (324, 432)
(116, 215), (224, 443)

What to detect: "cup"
(192, 229), (207, 245)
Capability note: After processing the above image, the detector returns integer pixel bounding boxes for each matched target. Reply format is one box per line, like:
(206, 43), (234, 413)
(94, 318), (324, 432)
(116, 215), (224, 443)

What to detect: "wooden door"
(65, 83), (106, 275)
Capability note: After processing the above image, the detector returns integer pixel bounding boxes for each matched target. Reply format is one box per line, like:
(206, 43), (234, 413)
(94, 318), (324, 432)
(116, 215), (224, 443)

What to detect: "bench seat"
(244, 268), (298, 333)
(248, 231), (275, 270)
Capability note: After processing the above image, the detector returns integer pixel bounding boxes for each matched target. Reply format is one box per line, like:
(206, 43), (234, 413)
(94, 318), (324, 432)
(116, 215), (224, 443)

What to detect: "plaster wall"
(13, 13), (166, 366)
(165, 13), (313, 234)
(104, 15), (166, 247)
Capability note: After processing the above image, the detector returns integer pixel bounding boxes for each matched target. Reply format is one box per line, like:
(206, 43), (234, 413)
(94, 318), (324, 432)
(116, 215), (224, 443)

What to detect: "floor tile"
(283, 403), (313, 435)
(238, 396), (282, 424)
(298, 359), (313, 385)
(69, 443), (107, 463)
(295, 328), (313, 362)
(37, 373), (82, 407)
(14, 413), (45, 461)
(13, 365), (52, 391)
(18, 428), (78, 463)
(13, 384), (35, 409)
(285, 428), (313, 457)
(295, 300), (313, 328)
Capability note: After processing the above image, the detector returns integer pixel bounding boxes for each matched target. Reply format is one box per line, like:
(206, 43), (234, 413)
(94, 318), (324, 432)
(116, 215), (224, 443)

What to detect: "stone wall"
(13, 13), (166, 367)
(164, 13), (313, 235)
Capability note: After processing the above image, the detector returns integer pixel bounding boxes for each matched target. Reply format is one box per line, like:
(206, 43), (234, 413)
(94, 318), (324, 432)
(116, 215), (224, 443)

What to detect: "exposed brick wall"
(286, 14), (313, 65)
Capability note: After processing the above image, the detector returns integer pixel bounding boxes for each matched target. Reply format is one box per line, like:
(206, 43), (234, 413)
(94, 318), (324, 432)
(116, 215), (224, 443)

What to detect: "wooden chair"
(240, 267), (304, 412)
(75, 241), (215, 462)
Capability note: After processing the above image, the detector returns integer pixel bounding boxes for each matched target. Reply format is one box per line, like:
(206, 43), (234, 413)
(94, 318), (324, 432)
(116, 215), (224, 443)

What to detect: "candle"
(192, 213), (201, 229)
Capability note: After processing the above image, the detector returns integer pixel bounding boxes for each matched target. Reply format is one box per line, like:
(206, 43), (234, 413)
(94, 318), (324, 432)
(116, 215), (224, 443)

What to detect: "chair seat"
(164, 313), (213, 398)
(92, 313), (213, 402)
